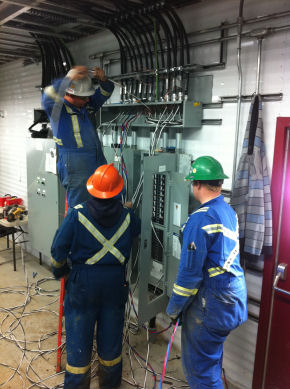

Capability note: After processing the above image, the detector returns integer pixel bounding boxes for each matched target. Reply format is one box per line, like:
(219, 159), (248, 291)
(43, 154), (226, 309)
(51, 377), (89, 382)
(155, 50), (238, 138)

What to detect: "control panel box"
(26, 138), (65, 258)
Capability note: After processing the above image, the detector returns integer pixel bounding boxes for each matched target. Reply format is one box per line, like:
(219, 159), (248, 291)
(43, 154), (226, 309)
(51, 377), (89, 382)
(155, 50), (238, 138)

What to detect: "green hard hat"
(185, 156), (229, 181)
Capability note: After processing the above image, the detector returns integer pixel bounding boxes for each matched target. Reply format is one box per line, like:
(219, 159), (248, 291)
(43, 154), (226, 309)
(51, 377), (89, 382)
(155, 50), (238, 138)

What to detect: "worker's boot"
(98, 363), (122, 389)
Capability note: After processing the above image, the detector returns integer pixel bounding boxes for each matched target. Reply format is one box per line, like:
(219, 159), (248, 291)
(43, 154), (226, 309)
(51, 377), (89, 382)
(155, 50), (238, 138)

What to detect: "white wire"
(151, 221), (164, 250)
(151, 109), (175, 155)
(150, 107), (167, 156)
(132, 172), (144, 204)
(143, 327), (150, 389)
(155, 107), (180, 152)
(97, 112), (123, 139)
(135, 190), (143, 209)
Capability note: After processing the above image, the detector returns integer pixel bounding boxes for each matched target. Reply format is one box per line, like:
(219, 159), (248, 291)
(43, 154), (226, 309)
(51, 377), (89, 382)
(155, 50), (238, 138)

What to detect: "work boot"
(98, 363), (122, 389)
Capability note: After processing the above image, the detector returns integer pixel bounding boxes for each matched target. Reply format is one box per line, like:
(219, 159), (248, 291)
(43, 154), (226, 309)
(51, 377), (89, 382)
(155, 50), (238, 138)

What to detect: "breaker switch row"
(152, 173), (166, 225)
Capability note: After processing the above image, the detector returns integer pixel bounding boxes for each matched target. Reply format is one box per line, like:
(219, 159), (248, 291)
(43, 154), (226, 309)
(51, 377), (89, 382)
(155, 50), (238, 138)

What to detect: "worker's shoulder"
(187, 207), (213, 228)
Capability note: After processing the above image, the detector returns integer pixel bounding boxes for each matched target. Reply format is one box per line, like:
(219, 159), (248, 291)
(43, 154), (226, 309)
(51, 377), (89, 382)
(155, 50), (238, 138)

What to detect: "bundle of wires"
(149, 106), (180, 155)
(119, 113), (139, 200)
(158, 319), (180, 389)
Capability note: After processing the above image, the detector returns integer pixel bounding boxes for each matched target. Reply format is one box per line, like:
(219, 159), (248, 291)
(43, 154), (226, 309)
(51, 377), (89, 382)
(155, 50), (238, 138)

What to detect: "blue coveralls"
(51, 201), (141, 389)
(42, 77), (114, 207)
(166, 195), (248, 389)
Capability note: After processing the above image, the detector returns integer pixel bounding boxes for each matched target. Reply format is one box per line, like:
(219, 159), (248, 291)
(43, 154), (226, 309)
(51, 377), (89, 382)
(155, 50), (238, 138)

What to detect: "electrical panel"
(137, 153), (192, 324)
(26, 138), (65, 258)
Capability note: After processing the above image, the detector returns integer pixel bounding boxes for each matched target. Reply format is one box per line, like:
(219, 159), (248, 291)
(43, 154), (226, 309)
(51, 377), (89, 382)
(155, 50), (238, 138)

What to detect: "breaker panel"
(137, 153), (193, 324)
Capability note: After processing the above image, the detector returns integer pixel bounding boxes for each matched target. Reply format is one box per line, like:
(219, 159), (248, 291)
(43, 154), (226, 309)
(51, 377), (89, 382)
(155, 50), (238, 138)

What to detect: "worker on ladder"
(42, 65), (114, 208)
(50, 163), (141, 389)
(166, 156), (248, 389)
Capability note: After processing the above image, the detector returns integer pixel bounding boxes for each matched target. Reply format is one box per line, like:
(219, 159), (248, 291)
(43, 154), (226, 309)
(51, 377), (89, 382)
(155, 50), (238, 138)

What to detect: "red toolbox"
(0, 196), (11, 207)
(5, 198), (23, 206)
(0, 196), (23, 207)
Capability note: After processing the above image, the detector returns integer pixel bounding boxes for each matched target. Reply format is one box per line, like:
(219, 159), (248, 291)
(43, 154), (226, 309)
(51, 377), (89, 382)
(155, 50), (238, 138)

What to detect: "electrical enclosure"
(26, 138), (65, 258)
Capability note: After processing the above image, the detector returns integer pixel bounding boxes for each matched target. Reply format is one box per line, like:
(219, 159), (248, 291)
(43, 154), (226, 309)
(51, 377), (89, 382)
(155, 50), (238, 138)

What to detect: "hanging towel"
(231, 94), (272, 257)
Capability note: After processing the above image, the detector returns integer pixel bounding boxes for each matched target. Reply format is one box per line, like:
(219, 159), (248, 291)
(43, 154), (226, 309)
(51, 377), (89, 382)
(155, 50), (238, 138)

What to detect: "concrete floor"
(0, 237), (240, 389)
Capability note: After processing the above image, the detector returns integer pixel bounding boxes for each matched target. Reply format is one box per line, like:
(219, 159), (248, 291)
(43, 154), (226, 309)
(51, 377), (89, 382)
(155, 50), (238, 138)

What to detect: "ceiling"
(0, 0), (200, 66)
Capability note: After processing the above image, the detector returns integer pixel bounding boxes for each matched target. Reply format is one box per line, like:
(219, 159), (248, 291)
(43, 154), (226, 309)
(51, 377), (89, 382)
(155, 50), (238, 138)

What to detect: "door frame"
(252, 117), (290, 389)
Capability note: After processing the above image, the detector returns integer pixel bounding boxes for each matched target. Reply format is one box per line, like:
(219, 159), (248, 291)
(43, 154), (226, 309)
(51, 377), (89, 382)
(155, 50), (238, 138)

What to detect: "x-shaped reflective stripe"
(78, 212), (130, 265)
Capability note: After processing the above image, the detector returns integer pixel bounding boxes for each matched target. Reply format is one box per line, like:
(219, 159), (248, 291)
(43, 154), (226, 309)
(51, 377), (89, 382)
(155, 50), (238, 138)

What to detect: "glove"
(93, 66), (107, 82)
(170, 314), (182, 326)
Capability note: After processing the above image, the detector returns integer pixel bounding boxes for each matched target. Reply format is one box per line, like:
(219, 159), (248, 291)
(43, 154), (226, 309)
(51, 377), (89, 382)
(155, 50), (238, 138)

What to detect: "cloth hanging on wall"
(231, 94), (272, 258)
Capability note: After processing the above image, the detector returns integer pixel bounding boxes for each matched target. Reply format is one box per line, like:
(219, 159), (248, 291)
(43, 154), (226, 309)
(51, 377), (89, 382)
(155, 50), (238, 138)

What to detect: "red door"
(253, 118), (290, 389)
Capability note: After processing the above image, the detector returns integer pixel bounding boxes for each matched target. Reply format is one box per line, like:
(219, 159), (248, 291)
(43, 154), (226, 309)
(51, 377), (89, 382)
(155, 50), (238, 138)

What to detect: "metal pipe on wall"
(176, 131), (182, 152)
(162, 131), (168, 149)
(131, 130), (137, 149)
(256, 38), (263, 94)
(188, 9), (290, 37)
(231, 0), (244, 189)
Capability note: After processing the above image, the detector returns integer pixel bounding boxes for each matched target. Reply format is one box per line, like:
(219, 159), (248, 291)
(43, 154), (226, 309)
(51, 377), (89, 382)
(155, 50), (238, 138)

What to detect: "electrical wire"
(0, 247), (183, 389)
(158, 319), (180, 389)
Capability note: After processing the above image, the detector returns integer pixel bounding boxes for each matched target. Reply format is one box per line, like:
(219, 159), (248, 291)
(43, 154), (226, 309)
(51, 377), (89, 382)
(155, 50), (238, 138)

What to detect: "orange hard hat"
(87, 163), (124, 199)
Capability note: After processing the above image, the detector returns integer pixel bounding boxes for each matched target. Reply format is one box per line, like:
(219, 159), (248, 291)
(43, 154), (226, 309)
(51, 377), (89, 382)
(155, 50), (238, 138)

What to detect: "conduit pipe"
(188, 9), (290, 37)
(231, 0), (244, 188)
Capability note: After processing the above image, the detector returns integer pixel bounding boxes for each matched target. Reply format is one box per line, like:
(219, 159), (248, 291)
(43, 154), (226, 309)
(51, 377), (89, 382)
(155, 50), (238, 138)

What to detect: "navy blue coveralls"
(42, 77), (114, 208)
(166, 195), (247, 389)
(51, 197), (141, 389)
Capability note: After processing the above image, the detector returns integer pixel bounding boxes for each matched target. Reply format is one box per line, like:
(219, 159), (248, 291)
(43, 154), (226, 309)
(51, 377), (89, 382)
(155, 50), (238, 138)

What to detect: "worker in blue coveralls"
(166, 156), (248, 389)
(42, 65), (114, 208)
(50, 163), (141, 389)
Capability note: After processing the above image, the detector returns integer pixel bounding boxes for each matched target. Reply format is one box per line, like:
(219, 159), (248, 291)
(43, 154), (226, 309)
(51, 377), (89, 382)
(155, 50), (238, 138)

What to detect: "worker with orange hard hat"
(50, 163), (141, 389)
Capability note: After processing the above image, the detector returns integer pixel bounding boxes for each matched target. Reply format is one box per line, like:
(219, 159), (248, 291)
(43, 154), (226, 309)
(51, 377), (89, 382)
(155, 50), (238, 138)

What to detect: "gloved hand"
(93, 66), (107, 82)
(124, 201), (133, 208)
(170, 314), (182, 326)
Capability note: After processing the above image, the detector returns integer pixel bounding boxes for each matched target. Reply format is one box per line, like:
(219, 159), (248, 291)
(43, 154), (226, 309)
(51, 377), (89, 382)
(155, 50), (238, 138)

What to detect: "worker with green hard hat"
(166, 156), (247, 389)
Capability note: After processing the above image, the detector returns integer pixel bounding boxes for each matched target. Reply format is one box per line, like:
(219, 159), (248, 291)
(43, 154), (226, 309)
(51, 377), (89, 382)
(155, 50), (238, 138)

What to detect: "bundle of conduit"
(31, 33), (74, 90)
(83, 0), (191, 103)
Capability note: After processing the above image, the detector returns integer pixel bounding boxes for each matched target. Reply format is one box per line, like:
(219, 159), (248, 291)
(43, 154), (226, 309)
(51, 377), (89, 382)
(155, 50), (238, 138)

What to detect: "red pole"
(56, 198), (69, 372)
(56, 277), (66, 372)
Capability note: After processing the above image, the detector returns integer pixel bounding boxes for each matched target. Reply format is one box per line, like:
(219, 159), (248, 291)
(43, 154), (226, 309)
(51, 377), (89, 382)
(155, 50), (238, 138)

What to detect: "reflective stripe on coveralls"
(77, 212), (130, 265)
(202, 221), (239, 276)
(53, 136), (63, 146)
(64, 104), (83, 148)
(66, 362), (91, 374)
(173, 283), (198, 297)
(44, 85), (61, 103)
(50, 257), (66, 268)
(98, 355), (122, 366)
(193, 207), (209, 214)
(100, 86), (111, 97)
